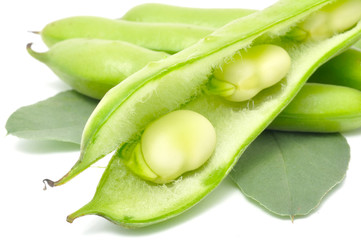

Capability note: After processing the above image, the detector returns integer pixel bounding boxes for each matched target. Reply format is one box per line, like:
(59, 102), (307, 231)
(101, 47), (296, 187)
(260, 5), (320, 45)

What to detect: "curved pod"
(40, 16), (213, 53)
(122, 3), (256, 28)
(270, 83), (361, 132)
(27, 39), (169, 99)
(309, 47), (361, 91)
(42, 0), (361, 227)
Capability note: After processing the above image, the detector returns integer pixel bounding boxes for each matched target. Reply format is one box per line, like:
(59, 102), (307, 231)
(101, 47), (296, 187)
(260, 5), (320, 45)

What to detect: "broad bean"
(270, 83), (361, 132)
(309, 47), (361, 91)
(122, 3), (361, 49)
(208, 44), (291, 102)
(40, 16), (213, 53)
(288, 0), (361, 41)
(27, 39), (169, 99)
(55, 0), (361, 227)
(39, 4), (361, 56)
(122, 3), (256, 28)
(46, 0), (361, 188)
(124, 110), (216, 183)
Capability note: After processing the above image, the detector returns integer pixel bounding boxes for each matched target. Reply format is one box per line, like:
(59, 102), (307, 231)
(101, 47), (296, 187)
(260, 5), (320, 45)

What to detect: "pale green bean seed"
(209, 44), (291, 102)
(289, 0), (361, 41)
(124, 110), (216, 184)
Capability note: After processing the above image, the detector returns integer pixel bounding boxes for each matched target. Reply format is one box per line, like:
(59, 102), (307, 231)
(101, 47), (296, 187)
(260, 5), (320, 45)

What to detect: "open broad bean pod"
(41, 0), (361, 227)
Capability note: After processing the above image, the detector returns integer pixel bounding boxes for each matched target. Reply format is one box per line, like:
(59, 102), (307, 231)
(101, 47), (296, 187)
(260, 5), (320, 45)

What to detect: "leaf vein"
(271, 131), (293, 218)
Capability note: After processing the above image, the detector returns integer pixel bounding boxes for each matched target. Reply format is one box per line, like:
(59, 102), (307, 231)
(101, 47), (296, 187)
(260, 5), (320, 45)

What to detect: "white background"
(1, 0), (361, 239)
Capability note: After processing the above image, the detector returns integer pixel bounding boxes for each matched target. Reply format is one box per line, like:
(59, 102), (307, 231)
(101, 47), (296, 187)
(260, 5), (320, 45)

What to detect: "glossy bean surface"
(27, 39), (169, 99)
(122, 3), (256, 28)
(209, 44), (291, 102)
(309, 47), (361, 91)
(41, 16), (213, 53)
(122, 3), (361, 50)
(288, 0), (361, 41)
(124, 110), (216, 184)
(270, 83), (361, 132)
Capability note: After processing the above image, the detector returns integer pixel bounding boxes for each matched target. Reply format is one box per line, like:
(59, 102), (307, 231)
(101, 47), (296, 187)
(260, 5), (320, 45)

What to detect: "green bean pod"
(40, 16), (213, 53)
(46, 0), (361, 227)
(309, 47), (361, 91)
(27, 39), (169, 99)
(122, 3), (256, 28)
(39, 5), (361, 55)
(123, 2), (361, 48)
(270, 83), (361, 132)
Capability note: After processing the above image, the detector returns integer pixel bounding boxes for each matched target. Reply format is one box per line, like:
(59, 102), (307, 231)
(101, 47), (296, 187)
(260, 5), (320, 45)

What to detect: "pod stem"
(43, 179), (55, 190)
(66, 214), (75, 223)
(43, 175), (70, 190)
(66, 203), (95, 223)
(26, 43), (48, 63)
(43, 174), (68, 190)
(28, 30), (40, 35)
(42, 157), (89, 189)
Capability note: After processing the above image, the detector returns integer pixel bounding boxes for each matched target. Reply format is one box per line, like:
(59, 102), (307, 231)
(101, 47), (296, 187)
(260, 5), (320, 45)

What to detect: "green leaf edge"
(230, 131), (350, 220)
(5, 90), (98, 144)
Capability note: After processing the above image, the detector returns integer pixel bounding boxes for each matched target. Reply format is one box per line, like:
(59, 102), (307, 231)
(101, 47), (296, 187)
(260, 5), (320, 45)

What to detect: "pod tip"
(28, 30), (40, 35)
(43, 179), (55, 190)
(26, 42), (33, 50)
(26, 42), (47, 62)
(66, 215), (75, 223)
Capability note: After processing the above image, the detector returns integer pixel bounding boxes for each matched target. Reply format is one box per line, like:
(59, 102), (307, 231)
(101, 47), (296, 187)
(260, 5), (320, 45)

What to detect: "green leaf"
(5, 90), (98, 144)
(229, 130), (350, 220)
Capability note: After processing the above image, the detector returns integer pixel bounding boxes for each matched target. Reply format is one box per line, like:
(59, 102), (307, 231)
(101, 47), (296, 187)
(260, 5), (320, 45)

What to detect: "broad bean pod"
(309, 47), (361, 91)
(48, 0), (361, 227)
(40, 16), (213, 53)
(270, 83), (361, 132)
(122, 3), (256, 28)
(288, 0), (361, 41)
(36, 2), (361, 96)
(39, 2), (361, 55)
(27, 39), (169, 99)
(123, 2), (361, 48)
